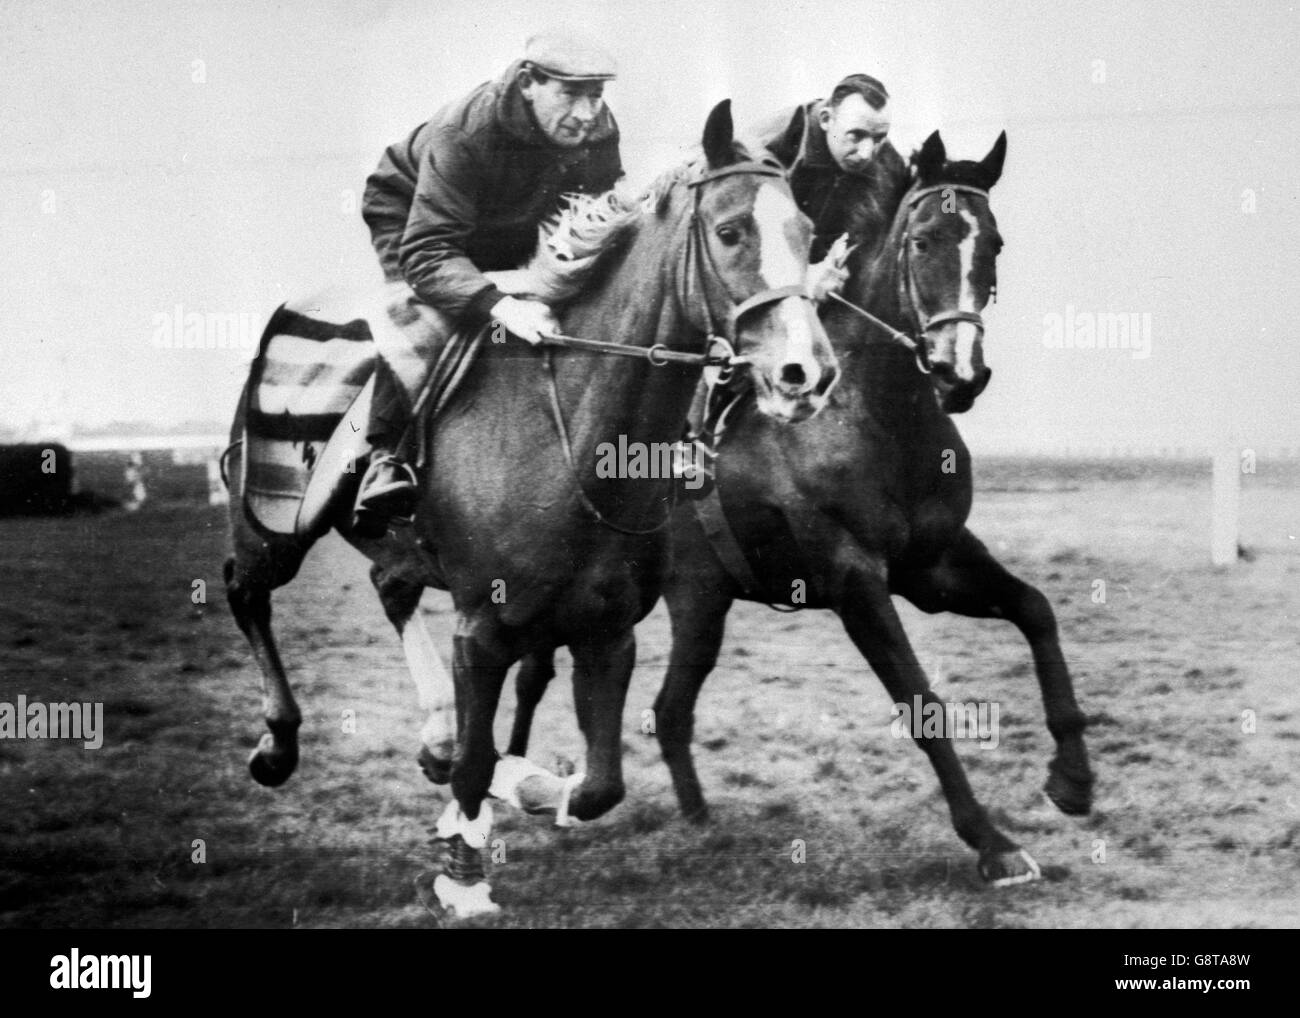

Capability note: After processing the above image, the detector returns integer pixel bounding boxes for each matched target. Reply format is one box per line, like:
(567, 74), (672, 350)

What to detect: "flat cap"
(523, 30), (617, 81)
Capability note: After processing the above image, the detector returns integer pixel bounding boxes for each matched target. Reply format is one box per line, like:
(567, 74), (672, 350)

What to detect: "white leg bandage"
(402, 613), (455, 749)
(434, 798), (492, 849)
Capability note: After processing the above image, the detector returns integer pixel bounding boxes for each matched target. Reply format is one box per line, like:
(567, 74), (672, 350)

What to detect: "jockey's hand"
(804, 233), (856, 303)
(805, 257), (850, 303)
(490, 296), (559, 346)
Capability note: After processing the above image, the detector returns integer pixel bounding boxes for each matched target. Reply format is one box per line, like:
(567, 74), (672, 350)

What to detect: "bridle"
(898, 183), (993, 351)
(543, 158), (821, 535)
(537, 159), (812, 373)
(828, 181), (994, 375)
(685, 160), (813, 355)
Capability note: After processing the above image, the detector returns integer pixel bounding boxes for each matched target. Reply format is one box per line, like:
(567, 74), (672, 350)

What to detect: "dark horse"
(223, 102), (840, 917)
(507, 131), (1094, 886)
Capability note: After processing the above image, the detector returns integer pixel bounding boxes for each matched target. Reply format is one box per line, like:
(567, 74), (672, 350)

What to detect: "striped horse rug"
(241, 305), (376, 536)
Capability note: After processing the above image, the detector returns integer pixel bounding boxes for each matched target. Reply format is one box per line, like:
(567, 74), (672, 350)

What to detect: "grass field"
(1, 457), (1297, 928)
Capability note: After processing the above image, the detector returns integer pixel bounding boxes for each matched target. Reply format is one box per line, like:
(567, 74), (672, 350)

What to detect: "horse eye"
(913, 237), (929, 254)
(716, 225), (742, 246)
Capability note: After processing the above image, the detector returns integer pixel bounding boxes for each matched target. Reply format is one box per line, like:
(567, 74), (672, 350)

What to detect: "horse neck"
(831, 199), (932, 424)
(553, 190), (704, 457)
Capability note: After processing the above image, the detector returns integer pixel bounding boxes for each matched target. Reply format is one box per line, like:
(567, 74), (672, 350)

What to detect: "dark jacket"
(363, 61), (623, 326)
(750, 100), (910, 262)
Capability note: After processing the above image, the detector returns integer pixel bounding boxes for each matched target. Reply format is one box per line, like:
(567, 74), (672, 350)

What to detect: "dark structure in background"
(0, 443), (75, 516)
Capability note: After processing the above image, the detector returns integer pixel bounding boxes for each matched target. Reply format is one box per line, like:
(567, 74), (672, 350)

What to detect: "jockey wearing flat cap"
(354, 31), (622, 535)
(749, 73), (910, 303)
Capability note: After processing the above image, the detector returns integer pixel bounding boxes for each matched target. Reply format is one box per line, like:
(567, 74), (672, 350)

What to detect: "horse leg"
(563, 629), (637, 821)
(892, 528), (1094, 815)
(506, 650), (557, 758)
(223, 538), (309, 787)
(654, 585), (733, 823)
(431, 612), (513, 918)
(369, 563), (456, 784)
(839, 561), (1040, 885)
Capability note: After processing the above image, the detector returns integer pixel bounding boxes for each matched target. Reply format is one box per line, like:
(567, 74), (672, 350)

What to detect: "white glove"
(804, 233), (855, 303)
(490, 296), (559, 346)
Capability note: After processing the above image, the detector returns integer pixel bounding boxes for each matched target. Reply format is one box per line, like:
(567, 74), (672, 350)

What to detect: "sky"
(2, 0), (1298, 453)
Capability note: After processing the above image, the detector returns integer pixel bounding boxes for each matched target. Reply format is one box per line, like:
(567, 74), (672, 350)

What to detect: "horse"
(506, 131), (1095, 886)
(222, 100), (841, 918)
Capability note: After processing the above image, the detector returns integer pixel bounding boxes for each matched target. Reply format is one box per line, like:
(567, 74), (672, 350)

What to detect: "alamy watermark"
(1042, 306), (1152, 360)
(594, 434), (706, 490)
(0, 696), (103, 749)
(890, 695), (1000, 750)
(151, 303), (260, 350)
(50, 949), (150, 997)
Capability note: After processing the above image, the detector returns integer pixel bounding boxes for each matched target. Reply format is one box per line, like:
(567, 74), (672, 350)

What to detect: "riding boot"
(353, 359), (419, 538)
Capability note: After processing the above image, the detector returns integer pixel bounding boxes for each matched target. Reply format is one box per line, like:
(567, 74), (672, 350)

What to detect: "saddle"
(239, 285), (484, 539)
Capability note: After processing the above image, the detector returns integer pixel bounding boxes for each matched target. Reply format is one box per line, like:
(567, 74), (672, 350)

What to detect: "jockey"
(748, 73), (910, 302)
(354, 31), (622, 535)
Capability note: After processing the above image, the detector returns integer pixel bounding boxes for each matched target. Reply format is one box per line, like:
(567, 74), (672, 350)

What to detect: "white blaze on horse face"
(778, 297), (819, 392)
(955, 208), (982, 380)
(753, 181), (821, 395)
(752, 181), (805, 288)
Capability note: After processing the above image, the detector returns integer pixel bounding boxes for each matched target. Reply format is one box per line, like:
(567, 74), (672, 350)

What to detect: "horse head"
(683, 100), (840, 422)
(896, 130), (1006, 414)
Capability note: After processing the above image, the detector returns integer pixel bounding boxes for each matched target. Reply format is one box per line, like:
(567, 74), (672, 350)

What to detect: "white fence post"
(1211, 438), (1240, 566)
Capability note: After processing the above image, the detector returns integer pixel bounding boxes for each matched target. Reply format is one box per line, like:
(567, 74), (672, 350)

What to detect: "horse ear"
(703, 99), (735, 169)
(978, 131), (1007, 189)
(916, 131), (946, 183)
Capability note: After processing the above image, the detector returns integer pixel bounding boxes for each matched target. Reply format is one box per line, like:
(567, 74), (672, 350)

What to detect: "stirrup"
(353, 454), (419, 536)
(360, 453), (418, 493)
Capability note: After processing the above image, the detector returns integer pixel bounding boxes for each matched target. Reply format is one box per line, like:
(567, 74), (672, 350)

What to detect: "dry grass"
(1, 460), (1297, 928)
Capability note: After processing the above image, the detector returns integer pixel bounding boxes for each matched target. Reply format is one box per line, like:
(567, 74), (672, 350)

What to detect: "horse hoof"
(681, 803), (711, 826)
(978, 848), (1042, 887)
(1045, 763), (1094, 816)
(433, 875), (500, 920)
(248, 735), (297, 787)
(417, 744), (453, 785)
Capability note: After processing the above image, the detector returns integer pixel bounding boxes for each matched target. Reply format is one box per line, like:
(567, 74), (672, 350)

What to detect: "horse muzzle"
(925, 316), (991, 414)
(930, 361), (992, 414)
(743, 295), (840, 422)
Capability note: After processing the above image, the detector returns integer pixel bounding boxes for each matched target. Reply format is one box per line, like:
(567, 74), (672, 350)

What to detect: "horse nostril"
(929, 361), (957, 385)
(815, 365), (840, 398)
(779, 363), (807, 389)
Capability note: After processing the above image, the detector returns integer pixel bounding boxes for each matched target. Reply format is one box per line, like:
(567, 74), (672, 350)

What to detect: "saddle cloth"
(241, 285), (484, 537)
(242, 305), (376, 535)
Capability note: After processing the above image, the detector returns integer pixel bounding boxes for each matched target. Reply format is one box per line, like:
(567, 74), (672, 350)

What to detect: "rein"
(540, 158), (815, 535)
(541, 346), (679, 535)
(536, 331), (733, 368)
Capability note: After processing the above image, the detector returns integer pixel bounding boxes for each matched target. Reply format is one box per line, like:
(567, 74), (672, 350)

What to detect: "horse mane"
(521, 187), (643, 304)
(843, 152), (914, 253)
(643, 140), (772, 214)
(849, 145), (996, 259)
(520, 140), (771, 304)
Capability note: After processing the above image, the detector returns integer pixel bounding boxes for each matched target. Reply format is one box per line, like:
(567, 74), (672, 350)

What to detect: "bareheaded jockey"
(354, 31), (622, 535)
(749, 73), (910, 302)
